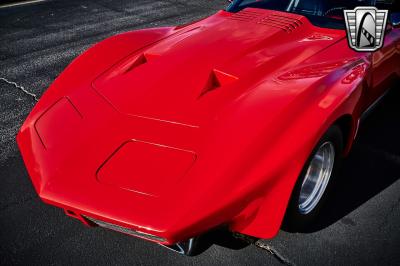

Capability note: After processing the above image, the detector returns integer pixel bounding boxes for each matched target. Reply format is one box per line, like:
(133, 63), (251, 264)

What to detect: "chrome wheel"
(298, 142), (335, 214)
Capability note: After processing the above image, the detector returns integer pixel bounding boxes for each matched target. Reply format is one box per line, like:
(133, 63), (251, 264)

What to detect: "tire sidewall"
(284, 125), (344, 232)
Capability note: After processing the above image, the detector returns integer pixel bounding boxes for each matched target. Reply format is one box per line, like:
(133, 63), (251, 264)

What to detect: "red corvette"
(17, 0), (400, 255)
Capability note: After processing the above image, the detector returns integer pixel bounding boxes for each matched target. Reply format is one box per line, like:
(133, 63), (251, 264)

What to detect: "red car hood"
(17, 9), (349, 243)
(93, 8), (345, 126)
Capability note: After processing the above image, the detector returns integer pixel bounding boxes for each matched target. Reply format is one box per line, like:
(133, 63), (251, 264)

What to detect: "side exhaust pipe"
(159, 226), (237, 256)
(159, 237), (198, 256)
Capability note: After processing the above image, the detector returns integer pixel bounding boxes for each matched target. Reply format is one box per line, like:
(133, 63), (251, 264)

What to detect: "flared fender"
(229, 65), (368, 239)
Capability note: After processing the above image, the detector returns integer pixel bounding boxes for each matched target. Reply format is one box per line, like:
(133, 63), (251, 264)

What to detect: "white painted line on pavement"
(0, 0), (47, 9)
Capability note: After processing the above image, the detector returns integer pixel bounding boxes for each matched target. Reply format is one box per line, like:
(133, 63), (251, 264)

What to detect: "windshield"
(227, 0), (377, 29)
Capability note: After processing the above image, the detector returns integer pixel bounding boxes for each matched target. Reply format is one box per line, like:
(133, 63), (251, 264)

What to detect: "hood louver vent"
(229, 9), (264, 21)
(229, 10), (303, 33)
(257, 14), (303, 33)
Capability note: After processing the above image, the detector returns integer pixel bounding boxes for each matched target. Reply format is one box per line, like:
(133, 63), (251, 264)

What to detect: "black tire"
(283, 125), (343, 232)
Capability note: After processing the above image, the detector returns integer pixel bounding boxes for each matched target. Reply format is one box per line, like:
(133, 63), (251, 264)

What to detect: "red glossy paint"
(17, 8), (400, 245)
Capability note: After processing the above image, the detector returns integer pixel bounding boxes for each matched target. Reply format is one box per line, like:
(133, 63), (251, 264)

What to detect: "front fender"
(20, 27), (175, 133)
(226, 60), (370, 239)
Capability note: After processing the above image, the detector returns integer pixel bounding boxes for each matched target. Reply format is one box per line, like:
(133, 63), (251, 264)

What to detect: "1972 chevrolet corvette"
(17, 0), (400, 255)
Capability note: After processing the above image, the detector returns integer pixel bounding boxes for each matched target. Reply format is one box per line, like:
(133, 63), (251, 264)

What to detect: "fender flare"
(229, 71), (367, 239)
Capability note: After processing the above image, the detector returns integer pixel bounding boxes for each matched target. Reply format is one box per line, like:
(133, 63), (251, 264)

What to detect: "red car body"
(17, 8), (400, 246)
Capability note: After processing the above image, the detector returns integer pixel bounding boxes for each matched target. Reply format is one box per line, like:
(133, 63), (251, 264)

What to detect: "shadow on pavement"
(310, 86), (400, 231)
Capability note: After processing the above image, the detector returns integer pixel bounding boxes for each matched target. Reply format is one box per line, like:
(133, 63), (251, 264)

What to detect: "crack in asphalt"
(0, 77), (38, 102)
(254, 241), (295, 266)
(233, 233), (294, 265)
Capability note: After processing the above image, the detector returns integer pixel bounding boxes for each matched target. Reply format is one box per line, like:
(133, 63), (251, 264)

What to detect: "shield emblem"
(344, 7), (388, 52)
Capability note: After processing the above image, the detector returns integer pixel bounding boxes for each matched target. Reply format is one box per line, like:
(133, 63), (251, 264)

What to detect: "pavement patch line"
(0, 0), (47, 9)
(254, 241), (295, 266)
(233, 233), (294, 265)
(0, 77), (38, 102)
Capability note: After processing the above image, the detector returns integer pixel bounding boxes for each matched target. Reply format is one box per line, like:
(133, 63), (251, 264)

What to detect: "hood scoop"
(123, 53), (148, 73)
(94, 52), (160, 86)
(122, 52), (161, 74)
(257, 13), (303, 33)
(199, 69), (238, 97)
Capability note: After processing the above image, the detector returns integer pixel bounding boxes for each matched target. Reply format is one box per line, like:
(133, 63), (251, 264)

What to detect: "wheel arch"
(230, 113), (358, 239)
(332, 114), (357, 156)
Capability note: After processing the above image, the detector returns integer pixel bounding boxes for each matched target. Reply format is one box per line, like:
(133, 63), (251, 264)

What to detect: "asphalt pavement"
(1, 1), (400, 265)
